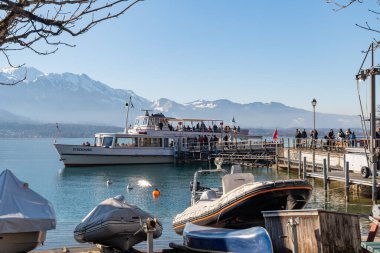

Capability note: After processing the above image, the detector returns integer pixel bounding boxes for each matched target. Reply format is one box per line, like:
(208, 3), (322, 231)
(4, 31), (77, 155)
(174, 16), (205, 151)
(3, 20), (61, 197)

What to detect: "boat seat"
(222, 173), (254, 194)
(231, 165), (242, 174)
(199, 190), (218, 201)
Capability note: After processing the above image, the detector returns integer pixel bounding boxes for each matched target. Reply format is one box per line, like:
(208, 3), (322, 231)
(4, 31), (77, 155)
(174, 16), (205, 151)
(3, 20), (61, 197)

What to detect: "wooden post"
(287, 147), (291, 174)
(323, 158), (328, 191)
(276, 142), (279, 171)
(288, 217), (299, 253)
(312, 151), (315, 172)
(298, 149), (302, 178)
(345, 161), (350, 202)
(343, 154), (346, 172)
(327, 152), (331, 172)
(303, 156), (307, 179)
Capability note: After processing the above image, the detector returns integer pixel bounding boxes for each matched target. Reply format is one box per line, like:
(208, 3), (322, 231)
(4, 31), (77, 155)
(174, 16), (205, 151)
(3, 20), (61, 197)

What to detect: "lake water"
(0, 138), (374, 251)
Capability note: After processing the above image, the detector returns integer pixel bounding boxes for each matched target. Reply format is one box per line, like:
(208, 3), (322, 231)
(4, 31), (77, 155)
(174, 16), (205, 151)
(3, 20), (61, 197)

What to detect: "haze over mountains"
(0, 67), (360, 129)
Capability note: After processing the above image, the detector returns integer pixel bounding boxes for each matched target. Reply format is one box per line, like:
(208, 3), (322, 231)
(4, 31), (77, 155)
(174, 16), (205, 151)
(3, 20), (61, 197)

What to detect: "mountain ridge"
(0, 66), (360, 128)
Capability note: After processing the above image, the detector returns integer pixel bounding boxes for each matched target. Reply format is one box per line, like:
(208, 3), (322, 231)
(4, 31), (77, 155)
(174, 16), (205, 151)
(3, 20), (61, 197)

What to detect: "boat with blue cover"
(183, 223), (273, 253)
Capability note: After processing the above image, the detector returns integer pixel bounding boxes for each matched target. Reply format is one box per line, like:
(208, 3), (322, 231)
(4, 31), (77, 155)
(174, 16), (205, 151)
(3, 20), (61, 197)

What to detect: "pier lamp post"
(311, 98), (317, 147)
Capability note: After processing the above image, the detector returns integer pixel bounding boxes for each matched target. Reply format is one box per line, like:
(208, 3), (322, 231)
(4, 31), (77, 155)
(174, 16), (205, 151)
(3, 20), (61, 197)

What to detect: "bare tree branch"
(0, 0), (143, 85)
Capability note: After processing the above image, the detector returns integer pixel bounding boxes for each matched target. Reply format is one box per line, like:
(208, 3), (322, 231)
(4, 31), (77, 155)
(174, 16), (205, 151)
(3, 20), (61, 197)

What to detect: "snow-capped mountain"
(0, 66), (360, 128)
(0, 67), (150, 126)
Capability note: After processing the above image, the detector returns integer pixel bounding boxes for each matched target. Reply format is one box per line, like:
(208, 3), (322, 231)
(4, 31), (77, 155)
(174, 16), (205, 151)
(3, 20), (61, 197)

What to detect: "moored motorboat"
(74, 195), (162, 251)
(183, 223), (273, 253)
(0, 169), (56, 253)
(173, 165), (312, 235)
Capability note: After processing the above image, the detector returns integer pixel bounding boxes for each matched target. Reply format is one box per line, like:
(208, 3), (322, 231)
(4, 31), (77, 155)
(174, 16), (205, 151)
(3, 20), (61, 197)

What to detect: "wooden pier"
(306, 171), (380, 187)
(277, 146), (380, 202)
(177, 140), (279, 166)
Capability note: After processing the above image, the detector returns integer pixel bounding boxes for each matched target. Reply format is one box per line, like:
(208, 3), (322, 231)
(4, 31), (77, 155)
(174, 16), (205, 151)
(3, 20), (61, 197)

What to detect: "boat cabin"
(94, 133), (175, 149)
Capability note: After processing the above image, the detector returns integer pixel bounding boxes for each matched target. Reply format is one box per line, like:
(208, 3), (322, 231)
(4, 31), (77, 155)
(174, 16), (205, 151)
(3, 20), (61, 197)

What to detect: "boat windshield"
(102, 137), (113, 148)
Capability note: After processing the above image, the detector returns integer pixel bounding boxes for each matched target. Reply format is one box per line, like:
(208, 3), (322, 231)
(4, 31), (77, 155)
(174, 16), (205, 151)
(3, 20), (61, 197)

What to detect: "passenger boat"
(183, 223), (273, 253)
(0, 169), (56, 253)
(54, 110), (259, 167)
(74, 195), (162, 252)
(172, 165), (312, 235)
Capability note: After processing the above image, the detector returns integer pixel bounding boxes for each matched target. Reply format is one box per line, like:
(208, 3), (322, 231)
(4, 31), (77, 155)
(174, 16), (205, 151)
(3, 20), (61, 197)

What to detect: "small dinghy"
(0, 169), (56, 253)
(183, 223), (273, 253)
(173, 165), (312, 234)
(74, 195), (162, 251)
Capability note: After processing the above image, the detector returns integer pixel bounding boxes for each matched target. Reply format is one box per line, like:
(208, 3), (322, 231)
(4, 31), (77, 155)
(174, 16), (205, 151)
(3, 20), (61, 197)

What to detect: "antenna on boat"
(141, 109), (153, 116)
(54, 123), (60, 143)
(125, 96), (134, 134)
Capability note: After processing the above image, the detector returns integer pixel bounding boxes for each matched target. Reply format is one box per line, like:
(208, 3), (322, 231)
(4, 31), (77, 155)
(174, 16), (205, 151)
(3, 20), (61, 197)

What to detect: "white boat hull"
(54, 144), (175, 166)
(0, 231), (46, 253)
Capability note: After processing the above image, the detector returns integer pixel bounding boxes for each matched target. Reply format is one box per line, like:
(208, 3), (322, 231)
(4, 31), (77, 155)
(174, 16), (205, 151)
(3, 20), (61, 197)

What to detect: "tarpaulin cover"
(77, 195), (151, 230)
(0, 169), (56, 233)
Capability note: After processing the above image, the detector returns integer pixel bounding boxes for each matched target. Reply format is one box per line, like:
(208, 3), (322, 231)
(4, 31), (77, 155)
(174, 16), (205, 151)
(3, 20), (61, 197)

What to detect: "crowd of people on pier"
(294, 128), (359, 149)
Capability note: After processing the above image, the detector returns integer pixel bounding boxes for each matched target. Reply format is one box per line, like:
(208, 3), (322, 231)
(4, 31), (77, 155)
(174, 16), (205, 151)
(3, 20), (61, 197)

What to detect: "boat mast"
(370, 43), (377, 204)
(125, 96), (132, 134)
(356, 42), (380, 204)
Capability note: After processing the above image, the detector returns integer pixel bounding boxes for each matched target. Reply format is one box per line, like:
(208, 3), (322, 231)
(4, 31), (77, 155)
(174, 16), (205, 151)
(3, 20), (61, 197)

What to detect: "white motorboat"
(173, 164), (313, 235)
(54, 110), (256, 167)
(0, 169), (56, 253)
(74, 195), (162, 252)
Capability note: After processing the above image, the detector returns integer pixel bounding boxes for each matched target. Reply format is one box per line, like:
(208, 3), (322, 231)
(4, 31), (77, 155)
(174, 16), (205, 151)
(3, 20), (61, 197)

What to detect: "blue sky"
(9, 0), (380, 115)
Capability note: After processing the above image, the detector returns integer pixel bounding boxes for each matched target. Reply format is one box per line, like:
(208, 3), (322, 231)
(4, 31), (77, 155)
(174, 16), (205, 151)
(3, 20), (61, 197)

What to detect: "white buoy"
(127, 184), (133, 190)
(106, 179), (112, 185)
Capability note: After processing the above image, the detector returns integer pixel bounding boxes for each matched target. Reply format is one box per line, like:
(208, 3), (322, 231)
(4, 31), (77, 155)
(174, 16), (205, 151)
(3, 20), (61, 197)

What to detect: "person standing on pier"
(326, 129), (335, 150)
(295, 129), (301, 148)
(223, 135), (229, 148)
(301, 129), (307, 148)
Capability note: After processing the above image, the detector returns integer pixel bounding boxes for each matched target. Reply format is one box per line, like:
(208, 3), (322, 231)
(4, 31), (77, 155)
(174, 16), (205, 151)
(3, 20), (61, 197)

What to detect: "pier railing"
(284, 137), (369, 153)
(185, 139), (282, 153)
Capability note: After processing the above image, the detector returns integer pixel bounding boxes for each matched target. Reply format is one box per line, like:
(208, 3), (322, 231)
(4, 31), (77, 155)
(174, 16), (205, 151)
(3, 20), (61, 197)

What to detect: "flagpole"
(125, 96), (131, 134)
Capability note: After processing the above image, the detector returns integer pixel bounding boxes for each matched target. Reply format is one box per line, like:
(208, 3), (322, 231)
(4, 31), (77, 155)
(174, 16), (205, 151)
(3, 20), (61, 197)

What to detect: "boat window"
(148, 117), (154, 126)
(164, 138), (175, 147)
(102, 137), (113, 148)
(139, 138), (162, 147)
(115, 137), (137, 147)
(142, 117), (148, 126)
(94, 137), (101, 147)
(134, 119), (140, 126)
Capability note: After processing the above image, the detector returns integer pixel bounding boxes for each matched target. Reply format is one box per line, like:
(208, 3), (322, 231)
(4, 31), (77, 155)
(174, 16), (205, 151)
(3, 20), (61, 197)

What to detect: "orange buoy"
(152, 188), (160, 198)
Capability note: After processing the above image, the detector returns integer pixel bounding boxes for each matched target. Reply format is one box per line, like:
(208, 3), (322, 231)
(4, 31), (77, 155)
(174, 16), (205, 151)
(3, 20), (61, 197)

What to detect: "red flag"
(273, 128), (278, 142)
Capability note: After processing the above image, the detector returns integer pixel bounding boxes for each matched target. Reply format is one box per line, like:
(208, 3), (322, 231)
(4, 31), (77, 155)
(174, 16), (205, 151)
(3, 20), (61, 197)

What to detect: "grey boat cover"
(77, 195), (153, 229)
(0, 169), (56, 233)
